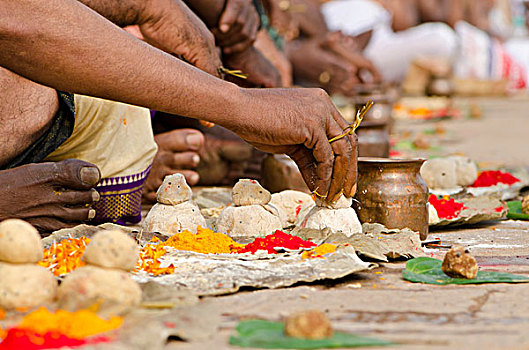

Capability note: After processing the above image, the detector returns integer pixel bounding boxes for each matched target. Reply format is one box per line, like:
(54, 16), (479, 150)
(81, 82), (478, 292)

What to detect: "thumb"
(218, 0), (241, 33)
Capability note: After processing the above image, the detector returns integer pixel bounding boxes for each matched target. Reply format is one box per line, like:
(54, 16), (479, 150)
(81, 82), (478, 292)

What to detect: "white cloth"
(322, 0), (459, 82)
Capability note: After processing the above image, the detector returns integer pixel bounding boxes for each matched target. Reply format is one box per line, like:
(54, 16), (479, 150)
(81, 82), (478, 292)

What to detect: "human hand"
(212, 0), (260, 54)
(254, 29), (293, 87)
(223, 46), (282, 88)
(139, 0), (222, 77)
(226, 88), (358, 202)
(321, 31), (382, 83)
(287, 39), (359, 95)
(262, 0), (300, 41)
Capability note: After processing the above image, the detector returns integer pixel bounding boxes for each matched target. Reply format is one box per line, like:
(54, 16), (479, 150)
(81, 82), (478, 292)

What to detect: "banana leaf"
(507, 201), (529, 220)
(229, 320), (392, 349)
(403, 257), (529, 285)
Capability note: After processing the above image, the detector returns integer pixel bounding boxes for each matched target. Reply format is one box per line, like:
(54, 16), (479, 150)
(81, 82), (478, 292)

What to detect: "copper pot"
(261, 154), (309, 193)
(353, 158), (429, 240)
(356, 120), (390, 158)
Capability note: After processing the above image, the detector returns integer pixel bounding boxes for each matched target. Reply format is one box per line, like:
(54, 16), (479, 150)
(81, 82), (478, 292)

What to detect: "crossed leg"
(0, 67), (100, 234)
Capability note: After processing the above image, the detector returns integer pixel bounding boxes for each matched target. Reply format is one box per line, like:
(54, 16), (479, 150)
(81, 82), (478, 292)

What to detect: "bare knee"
(0, 66), (58, 166)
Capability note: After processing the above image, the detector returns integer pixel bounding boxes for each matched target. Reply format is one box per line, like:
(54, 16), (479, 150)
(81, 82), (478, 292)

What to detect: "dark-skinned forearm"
(0, 0), (240, 126)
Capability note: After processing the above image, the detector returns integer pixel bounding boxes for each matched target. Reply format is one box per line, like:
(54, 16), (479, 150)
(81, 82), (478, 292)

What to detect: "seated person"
(322, 0), (459, 83)
(271, 0), (382, 95)
(1, 0), (357, 234)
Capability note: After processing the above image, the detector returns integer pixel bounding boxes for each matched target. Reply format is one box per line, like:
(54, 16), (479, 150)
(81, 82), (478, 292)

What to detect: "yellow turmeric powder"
(163, 226), (244, 254)
(18, 307), (122, 339)
(302, 243), (337, 259)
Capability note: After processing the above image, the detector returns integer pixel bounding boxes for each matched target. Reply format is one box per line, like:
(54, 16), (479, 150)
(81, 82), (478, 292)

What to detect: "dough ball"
(0, 219), (43, 264)
(232, 179), (271, 206)
(216, 205), (282, 240)
(58, 265), (141, 310)
(284, 310), (333, 339)
(298, 206), (362, 237)
(448, 156), (478, 187)
(0, 263), (57, 310)
(522, 195), (529, 215)
(314, 194), (352, 209)
(420, 158), (458, 189)
(83, 230), (139, 271)
(428, 203), (440, 224)
(270, 191), (315, 227)
(142, 202), (207, 237)
(441, 245), (478, 279)
(157, 173), (192, 205)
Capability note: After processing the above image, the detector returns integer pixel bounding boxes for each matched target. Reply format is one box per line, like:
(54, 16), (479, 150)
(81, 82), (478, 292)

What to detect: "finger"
(326, 119), (352, 203)
(219, 0), (243, 33)
(167, 169), (200, 185)
(21, 205), (94, 222)
(154, 129), (204, 152)
(223, 40), (254, 55)
(331, 111), (358, 197)
(52, 189), (100, 206)
(307, 129), (334, 198)
(214, 24), (247, 47)
(167, 151), (200, 169)
(41, 159), (100, 190)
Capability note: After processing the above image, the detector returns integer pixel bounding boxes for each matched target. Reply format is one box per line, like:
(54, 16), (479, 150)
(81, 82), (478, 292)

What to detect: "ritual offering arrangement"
(142, 173), (206, 236)
(284, 310), (333, 340)
(216, 179), (282, 240)
(420, 156), (478, 190)
(58, 229), (142, 310)
(441, 245), (478, 279)
(428, 194), (508, 227)
(0, 219), (57, 310)
(269, 190), (314, 228)
(229, 318), (392, 349)
(297, 195), (362, 237)
(403, 257), (529, 285)
(506, 199), (529, 221)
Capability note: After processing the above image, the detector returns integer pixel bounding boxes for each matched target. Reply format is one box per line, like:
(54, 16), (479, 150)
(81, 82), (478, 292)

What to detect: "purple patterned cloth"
(92, 165), (152, 225)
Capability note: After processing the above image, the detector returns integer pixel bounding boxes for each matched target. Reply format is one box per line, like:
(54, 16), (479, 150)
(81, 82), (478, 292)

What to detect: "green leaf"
(403, 257), (529, 285)
(229, 320), (392, 349)
(507, 201), (529, 220)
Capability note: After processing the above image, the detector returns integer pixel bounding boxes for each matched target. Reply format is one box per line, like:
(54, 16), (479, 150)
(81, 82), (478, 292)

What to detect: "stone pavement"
(165, 97), (529, 350)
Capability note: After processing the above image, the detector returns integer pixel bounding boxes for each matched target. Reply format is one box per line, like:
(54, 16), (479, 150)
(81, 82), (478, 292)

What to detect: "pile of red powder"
(235, 230), (316, 254)
(0, 329), (110, 350)
(429, 195), (465, 219)
(471, 170), (520, 187)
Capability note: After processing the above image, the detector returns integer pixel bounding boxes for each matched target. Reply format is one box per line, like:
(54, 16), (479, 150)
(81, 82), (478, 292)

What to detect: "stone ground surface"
(159, 97), (529, 350)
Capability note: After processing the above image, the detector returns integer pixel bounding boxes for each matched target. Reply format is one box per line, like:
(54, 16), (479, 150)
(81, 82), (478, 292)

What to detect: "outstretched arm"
(0, 0), (357, 203)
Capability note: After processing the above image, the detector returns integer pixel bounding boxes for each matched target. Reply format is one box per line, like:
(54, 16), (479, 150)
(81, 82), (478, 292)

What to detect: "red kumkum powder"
(235, 230), (316, 254)
(0, 329), (87, 349)
(429, 195), (465, 219)
(471, 170), (520, 187)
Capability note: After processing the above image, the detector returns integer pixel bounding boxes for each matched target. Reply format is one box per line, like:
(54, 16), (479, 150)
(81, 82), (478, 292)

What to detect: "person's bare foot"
(0, 159), (101, 235)
(143, 129), (204, 203)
